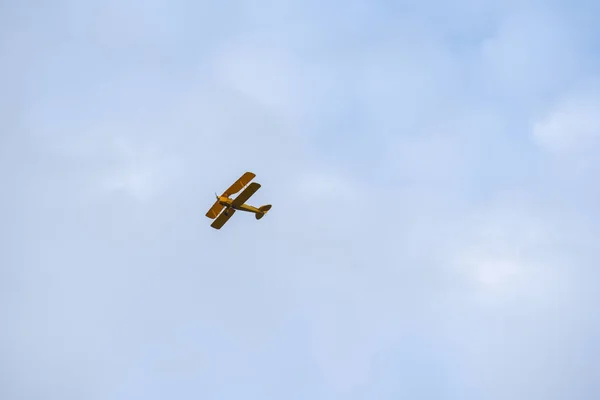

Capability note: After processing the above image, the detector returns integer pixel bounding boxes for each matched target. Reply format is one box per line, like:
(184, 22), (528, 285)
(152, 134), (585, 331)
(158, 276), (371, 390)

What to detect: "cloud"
(533, 78), (600, 154)
(2, 0), (600, 399)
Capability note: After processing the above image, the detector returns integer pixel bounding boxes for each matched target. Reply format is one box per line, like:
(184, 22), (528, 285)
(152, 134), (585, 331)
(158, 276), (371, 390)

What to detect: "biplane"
(205, 172), (272, 230)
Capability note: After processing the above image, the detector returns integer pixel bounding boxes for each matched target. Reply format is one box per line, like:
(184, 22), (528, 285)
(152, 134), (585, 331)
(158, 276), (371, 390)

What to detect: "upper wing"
(222, 172), (256, 197)
(205, 200), (224, 219)
(210, 209), (236, 229)
(231, 182), (261, 208)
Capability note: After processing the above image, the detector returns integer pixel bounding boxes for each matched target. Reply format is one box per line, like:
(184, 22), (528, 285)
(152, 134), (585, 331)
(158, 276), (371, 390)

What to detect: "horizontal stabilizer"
(255, 204), (271, 220)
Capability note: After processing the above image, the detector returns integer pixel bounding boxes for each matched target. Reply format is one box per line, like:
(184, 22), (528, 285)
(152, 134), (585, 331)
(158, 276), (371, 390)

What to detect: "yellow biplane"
(205, 172), (272, 230)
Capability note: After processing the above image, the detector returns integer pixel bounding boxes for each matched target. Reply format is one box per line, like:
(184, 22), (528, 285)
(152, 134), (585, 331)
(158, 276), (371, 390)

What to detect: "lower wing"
(210, 208), (236, 229)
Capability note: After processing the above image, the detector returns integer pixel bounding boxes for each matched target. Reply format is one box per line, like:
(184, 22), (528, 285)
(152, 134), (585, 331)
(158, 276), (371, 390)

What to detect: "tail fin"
(255, 204), (272, 220)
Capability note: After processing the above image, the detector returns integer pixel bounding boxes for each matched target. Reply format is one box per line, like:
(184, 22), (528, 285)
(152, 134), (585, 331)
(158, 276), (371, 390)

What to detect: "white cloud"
(448, 200), (574, 303)
(3, 1), (600, 399)
(532, 80), (600, 154)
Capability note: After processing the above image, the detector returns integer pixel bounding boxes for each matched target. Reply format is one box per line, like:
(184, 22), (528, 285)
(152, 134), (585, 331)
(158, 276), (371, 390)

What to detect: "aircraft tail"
(256, 204), (272, 220)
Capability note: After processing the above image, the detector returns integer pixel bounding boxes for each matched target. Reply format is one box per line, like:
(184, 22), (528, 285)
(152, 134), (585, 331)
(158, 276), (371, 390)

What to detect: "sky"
(2, 0), (600, 399)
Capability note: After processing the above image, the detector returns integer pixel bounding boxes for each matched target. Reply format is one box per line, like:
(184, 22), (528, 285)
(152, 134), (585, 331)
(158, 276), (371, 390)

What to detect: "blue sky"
(2, 0), (600, 399)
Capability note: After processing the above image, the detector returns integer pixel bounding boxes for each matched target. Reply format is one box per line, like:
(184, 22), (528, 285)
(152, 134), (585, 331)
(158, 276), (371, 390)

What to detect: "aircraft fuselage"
(217, 196), (261, 214)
